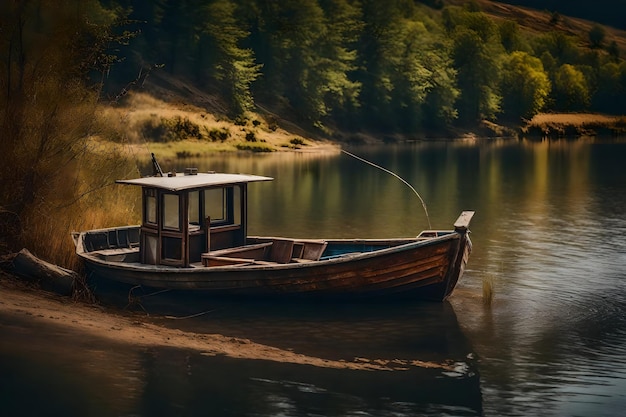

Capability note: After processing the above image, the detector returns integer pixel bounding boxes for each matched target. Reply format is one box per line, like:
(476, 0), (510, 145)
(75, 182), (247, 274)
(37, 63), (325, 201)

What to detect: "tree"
(354, 0), (459, 132)
(499, 20), (527, 53)
(200, 0), (261, 117)
(0, 0), (131, 257)
(607, 40), (620, 62)
(500, 51), (551, 120)
(447, 8), (502, 123)
(152, 0), (198, 75)
(392, 20), (460, 131)
(315, 0), (362, 124)
(532, 31), (580, 66)
(591, 62), (626, 113)
(421, 45), (459, 129)
(588, 24), (606, 49)
(552, 64), (590, 110)
(354, 0), (405, 130)
(245, 0), (361, 126)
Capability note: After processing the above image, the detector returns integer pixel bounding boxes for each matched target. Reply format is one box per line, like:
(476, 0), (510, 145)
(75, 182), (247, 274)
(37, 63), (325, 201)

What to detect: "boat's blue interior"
(321, 243), (392, 259)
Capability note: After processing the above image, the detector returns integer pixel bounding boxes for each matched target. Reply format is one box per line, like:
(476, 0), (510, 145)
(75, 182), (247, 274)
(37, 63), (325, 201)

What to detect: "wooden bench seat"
(201, 239), (328, 266)
(292, 240), (328, 261)
(207, 242), (272, 258)
(91, 247), (139, 262)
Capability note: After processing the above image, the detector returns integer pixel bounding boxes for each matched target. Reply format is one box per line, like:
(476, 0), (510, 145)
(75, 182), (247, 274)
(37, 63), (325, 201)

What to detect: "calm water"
(2, 137), (626, 416)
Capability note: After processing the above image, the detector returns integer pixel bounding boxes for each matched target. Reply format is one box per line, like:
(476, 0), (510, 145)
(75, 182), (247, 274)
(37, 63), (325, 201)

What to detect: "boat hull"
(77, 231), (472, 301)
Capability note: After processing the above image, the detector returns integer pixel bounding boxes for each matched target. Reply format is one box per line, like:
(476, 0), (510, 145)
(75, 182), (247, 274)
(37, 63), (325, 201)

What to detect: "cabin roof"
(116, 172), (273, 191)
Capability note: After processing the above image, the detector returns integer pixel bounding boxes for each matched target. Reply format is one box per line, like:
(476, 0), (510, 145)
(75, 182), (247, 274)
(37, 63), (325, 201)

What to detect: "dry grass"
(522, 113), (626, 137)
(95, 92), (316, 156)
(528, 113), (626, 126)
(17, 152), (141, 270)
(18, 92), (332, 269)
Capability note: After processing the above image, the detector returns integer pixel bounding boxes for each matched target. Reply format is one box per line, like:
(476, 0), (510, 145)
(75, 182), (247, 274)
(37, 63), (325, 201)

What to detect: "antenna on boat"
(151, 153), (164, 177)
(341, 149), (432, 229)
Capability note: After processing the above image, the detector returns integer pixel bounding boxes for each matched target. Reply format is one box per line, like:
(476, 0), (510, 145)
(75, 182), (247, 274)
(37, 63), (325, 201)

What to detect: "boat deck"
(83, 236), (425, 268)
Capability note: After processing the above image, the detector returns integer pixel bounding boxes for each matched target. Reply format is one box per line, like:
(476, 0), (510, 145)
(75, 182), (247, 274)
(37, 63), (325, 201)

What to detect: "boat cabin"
(116, 170), (272, 267)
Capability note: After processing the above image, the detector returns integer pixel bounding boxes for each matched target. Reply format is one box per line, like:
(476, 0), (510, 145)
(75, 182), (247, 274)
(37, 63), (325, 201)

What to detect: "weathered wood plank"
(454, 211), (475, 232)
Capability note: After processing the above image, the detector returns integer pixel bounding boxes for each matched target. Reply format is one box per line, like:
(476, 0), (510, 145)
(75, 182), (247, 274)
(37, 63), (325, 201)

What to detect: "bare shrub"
(207, 127), (230, 142)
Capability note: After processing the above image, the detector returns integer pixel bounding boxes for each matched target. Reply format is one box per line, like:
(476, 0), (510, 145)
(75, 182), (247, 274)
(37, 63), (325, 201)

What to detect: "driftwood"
(10, 248), (77, 296)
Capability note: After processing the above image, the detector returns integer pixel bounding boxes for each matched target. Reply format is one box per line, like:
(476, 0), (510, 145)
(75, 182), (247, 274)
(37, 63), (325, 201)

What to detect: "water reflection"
(0, 301), (482, 416)
(156, 137), (626, 415)
(5, 137), (626, 416)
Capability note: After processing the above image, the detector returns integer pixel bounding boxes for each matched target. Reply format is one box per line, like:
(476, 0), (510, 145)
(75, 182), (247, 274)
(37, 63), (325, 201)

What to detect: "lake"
(2, 137), (626, 416)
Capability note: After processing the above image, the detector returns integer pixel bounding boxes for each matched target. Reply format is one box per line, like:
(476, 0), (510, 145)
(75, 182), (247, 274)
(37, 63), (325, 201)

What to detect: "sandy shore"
(0, 274), (453, 372)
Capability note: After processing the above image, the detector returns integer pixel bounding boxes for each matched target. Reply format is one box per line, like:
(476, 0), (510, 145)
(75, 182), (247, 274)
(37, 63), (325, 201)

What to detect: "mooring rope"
(341, 149), (432, 229)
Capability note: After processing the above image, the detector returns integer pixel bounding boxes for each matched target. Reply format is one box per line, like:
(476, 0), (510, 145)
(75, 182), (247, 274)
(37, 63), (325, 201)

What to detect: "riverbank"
(521, 113), (626, 138)
(0, 272), (455, 372)
(96, 90), (626, 161)
(94, 72), (626, 160)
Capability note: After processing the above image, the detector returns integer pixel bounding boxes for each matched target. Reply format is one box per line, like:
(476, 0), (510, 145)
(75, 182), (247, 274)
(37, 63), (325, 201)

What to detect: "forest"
(101, 0), (626, 130)
(1, 0), (626, 265)
(3, 0), (626, 134)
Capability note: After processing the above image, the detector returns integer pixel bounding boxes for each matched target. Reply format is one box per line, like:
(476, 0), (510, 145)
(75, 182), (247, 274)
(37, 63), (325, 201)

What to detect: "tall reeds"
(0, 1), (140, 269)
(17, 151), (141, 270)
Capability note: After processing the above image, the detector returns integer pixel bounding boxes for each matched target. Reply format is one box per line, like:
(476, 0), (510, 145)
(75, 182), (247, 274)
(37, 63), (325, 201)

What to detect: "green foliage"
(588, 24), (606, 49)
(500, 52), (551, 120)
(607, 41), (621, 62)
(448, 8), (503, 122)
(552, 64), (590, 110)
(353, 1), (458, 131)
(247, 0), (362, 125)
(0, 0), (132, 255)
(532, 32), (580, 66)
(102, 0), (626, 131)
(499, 20), (528, 53)
(200, 0), (261, 117)
(591, 62), (626, 112)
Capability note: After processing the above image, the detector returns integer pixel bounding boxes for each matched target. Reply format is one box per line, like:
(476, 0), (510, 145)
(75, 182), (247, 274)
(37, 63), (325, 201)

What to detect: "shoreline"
(97, 91), (626, 159)
(0, 273), (454, 372)
(521, 113), (626, 139)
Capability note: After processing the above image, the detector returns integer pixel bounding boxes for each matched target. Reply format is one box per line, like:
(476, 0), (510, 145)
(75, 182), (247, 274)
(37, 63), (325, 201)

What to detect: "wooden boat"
(73, 166), (474, 301)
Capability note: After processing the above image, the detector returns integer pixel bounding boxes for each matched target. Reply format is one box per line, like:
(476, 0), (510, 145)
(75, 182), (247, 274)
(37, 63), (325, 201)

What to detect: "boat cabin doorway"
(140, 184), (246, 267)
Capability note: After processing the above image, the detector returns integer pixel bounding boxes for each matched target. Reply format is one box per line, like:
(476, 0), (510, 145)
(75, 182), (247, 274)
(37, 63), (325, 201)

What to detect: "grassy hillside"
(446, 0), (626, 52)
(494, 0), (626, 30)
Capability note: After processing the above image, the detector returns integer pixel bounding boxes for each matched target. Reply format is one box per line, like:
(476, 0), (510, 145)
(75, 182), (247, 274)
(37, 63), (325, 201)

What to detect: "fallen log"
(10, 248), (77, 296)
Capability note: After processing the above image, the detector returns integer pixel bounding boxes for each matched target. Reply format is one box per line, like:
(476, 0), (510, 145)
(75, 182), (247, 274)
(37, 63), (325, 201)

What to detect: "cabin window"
(205, 188), (225, 223)
(145, 189), (157, 225)
(162, 193), (180, 230)
(188, 190), (200, 225)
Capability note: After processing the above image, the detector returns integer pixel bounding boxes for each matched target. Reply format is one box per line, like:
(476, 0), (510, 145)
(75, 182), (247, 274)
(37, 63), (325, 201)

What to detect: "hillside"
(494, 0), (626, 30)
(446, 0), (626, 52)
(112, 0), (626, 152)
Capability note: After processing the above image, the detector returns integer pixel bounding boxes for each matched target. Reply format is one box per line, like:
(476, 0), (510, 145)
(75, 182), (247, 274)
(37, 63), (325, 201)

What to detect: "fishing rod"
(341, 149), (432, 230)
